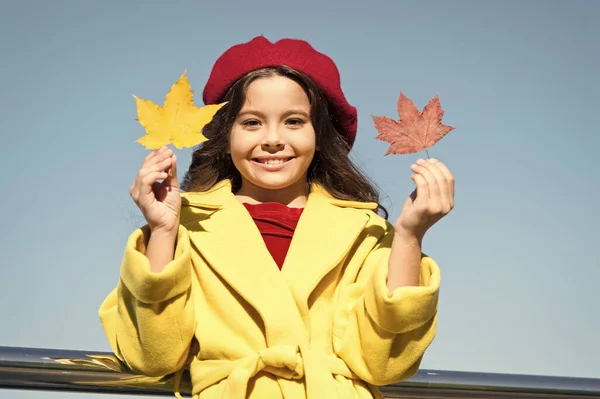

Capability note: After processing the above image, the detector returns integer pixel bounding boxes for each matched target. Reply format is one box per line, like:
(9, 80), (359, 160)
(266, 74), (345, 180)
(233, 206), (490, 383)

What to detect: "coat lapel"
(181, 181), (306, 345)
(281, 186), (376, 313)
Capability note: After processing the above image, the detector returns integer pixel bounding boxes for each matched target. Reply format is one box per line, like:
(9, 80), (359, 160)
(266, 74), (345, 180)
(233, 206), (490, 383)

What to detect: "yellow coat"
(98, 180), (440, 399)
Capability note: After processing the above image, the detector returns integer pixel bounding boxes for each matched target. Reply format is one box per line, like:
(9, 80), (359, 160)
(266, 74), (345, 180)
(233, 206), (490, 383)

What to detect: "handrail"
(0, 346), (598, 398)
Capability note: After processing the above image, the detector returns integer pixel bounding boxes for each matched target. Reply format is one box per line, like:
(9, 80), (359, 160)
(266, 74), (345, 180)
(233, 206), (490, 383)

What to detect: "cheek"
(296, 133), (317, 157)
(228, 130), (251, 159)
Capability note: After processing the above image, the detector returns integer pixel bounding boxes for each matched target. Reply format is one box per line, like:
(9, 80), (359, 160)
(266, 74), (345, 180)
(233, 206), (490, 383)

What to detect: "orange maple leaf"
(371, 92), (454, 157)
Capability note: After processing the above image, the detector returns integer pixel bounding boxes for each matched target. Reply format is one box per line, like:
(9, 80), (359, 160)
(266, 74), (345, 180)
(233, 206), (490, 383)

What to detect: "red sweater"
(242, 202), (303, 270)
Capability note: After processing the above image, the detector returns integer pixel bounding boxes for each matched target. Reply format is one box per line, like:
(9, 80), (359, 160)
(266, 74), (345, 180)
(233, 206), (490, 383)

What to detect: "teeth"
(260, 159), (288, 165)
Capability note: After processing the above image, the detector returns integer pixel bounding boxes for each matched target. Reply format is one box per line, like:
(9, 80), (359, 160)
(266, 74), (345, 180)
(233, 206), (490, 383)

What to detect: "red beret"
(202, 36), (358, 148)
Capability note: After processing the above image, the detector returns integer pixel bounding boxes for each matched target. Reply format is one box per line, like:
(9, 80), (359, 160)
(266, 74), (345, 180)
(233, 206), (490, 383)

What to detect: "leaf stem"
(425, 149), (430, 159)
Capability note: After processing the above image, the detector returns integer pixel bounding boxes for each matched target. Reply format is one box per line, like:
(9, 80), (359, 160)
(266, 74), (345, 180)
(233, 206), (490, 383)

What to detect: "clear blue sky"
(1, 1), (598, 397)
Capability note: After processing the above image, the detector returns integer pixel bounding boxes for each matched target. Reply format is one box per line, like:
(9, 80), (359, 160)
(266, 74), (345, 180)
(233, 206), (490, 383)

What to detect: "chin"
(250, 175), (303, 191)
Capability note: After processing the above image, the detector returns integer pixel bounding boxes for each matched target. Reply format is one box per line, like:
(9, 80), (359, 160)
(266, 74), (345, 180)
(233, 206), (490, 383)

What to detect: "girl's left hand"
(395, 158), (455, 240)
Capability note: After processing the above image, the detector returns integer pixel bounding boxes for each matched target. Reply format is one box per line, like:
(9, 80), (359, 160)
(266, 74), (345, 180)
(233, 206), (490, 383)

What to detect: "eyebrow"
(237, 109), (310, 118)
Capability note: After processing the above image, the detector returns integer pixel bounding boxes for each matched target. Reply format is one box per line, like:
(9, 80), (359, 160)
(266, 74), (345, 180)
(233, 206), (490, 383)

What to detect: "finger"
(144, 149), (158, 162)
(142, 146), (172, 168)
(410, 173), (430, 203)
(141, 149), (173, 174)
(411, 160), (440, 201)
(430, 159), (455, 208)
(139, 171), (169, 198)
(143, 145), (169, 162)
(136, 159), (172, 193)
(418, 159), (450, 210)
(155, 156), (174, 173)
(139, 158), (173, 181)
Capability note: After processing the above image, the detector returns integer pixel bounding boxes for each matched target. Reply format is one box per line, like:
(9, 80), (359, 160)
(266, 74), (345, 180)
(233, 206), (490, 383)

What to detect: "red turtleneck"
(242, 202), (304, 270)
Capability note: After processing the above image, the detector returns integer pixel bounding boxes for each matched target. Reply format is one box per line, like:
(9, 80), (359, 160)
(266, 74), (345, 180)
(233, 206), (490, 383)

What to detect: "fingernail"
(416, 158), (425, 164)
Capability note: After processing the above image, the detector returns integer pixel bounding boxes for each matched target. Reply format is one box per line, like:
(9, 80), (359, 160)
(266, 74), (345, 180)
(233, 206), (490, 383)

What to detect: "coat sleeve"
(332, 224), (440, 386)
(98, 225), (196, 377)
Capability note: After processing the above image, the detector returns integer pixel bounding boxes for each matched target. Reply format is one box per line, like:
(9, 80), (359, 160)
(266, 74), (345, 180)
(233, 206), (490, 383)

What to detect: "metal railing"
(1, 346), (599, 398)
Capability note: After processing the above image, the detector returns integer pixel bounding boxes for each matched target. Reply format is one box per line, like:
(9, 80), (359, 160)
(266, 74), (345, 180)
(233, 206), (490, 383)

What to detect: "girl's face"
(229, 76), (316, 201)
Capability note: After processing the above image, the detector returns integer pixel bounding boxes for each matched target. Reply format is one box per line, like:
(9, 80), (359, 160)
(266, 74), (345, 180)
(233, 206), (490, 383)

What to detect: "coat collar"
(180, 180), (377, 345)
(180, 179), (378, 211)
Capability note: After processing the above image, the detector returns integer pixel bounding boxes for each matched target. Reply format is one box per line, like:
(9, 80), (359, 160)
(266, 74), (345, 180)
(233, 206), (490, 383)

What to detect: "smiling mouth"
(252, 157), (294, 165)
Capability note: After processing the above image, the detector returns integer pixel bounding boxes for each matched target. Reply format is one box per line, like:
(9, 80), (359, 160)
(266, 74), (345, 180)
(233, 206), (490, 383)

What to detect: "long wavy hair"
(180, 66), (388, 218)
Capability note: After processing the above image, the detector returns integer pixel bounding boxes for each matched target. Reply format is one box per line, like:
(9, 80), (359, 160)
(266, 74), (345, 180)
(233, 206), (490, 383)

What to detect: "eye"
(286, 118), (305, 126)
(242, 119), (261, 127)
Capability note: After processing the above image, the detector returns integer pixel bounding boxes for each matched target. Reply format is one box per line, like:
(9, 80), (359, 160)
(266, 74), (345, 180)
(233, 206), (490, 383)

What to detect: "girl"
(99, 36), (454, 399)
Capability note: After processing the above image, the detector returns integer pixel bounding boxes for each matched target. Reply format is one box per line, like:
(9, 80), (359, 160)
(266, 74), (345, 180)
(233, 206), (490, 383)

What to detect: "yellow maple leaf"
(134, 71), (226, 150)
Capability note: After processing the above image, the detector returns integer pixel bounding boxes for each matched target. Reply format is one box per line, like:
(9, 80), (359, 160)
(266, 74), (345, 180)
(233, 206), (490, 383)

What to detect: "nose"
(261, 126), (284, 150)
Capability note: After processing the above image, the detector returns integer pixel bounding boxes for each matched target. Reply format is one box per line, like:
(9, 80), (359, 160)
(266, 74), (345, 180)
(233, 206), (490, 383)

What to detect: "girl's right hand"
(129, 145), (181, 236)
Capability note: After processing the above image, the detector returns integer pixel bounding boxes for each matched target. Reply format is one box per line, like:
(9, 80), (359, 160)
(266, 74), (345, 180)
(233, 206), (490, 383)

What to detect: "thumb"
(169, 154), (180, 191)
(410, 173), (429, 202)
